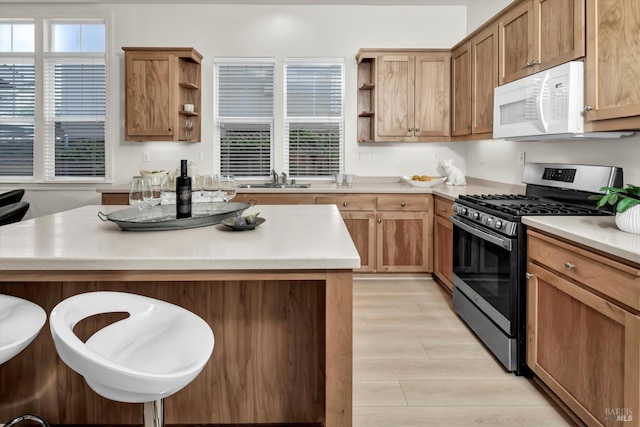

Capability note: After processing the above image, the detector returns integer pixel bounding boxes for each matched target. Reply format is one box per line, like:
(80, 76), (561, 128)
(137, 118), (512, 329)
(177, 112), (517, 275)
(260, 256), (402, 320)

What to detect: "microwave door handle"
(537, 73), (550, 133)
(450, 215), (513, 251)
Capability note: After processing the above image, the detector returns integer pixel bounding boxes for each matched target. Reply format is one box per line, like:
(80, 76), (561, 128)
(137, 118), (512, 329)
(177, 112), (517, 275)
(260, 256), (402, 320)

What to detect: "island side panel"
(0, 272), (349, 425)
(325, 271), (353, 427)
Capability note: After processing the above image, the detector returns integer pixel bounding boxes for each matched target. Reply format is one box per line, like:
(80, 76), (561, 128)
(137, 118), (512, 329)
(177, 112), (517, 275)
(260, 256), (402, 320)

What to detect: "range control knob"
(495, 220), (503, 229)
(486, 217), (494, 226)
(471, 212), (480, 220)
(460, 207), (468, 215)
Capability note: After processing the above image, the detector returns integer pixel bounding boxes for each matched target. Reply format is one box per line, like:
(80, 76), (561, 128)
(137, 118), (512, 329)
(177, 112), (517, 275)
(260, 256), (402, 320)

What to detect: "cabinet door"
(471, 25), (499, 135)
(233, 193), (315, 205)
(125, 53), (176, 139)
(376, 212), (431, 273)
(499, 1), (534, 85)
(376, 55), (414, 138)
(585, 0), (640, 126)
(342, 211), (376, 273)
(433, 215), (453, 291)
(527, 262), (640, 427)
(451, 43), (472, 137)
(535, 0), (585, 71)
(414, 53), (450, 138)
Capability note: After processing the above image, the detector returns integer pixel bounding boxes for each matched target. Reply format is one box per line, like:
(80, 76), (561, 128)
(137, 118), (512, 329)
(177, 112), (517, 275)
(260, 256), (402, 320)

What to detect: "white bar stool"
(0, 294), (50, 427)
(49, 291), (215, 427)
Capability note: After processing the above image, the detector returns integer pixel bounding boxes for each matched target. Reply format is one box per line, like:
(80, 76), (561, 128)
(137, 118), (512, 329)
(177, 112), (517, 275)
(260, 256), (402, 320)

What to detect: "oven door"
(450, 214), (519, 336)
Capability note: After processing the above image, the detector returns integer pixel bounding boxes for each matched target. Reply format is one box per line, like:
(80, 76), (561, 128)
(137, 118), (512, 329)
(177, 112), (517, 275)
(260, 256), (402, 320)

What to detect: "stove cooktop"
(457, 193), (608, 219)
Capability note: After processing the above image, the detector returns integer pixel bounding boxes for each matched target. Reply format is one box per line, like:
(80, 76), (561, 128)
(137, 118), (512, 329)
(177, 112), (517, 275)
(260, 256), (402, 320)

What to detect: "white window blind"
(214, 60), (274, 178)
(284, 60), (344, 178)
(43, 55), (106, 179)
(0, 60), (35, 177)
(0, 18), (107, 183)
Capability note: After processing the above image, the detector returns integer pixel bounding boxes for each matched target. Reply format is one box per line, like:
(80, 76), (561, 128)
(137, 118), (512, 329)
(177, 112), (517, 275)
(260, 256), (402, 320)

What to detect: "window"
(214, 59), (274, 178)
(0, 18), (108, 183)
(284, 59), (344, 178)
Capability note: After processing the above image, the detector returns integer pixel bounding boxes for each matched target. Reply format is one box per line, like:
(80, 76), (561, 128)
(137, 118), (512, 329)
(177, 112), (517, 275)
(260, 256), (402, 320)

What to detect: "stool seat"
(49, 291), (214, 404)
(0, 294), (47, 365)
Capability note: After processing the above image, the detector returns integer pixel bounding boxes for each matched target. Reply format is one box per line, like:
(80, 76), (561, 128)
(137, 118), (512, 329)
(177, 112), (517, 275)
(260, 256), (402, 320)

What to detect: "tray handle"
(97, 211), (109, 222)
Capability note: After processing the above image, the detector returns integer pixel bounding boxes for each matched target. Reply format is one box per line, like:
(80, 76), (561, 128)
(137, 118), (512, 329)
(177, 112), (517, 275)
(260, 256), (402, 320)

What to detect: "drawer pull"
(401, 202), (406, 207)
(564, 262), (576, 270)
(377, 219), (382, 224)
(441, 207), (448, 212)
(343, 202), (348, 207)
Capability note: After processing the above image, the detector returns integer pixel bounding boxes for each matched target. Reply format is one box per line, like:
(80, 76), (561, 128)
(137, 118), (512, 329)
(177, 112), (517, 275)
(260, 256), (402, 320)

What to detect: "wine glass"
(219, 174), (237, 202)
(129, 177), (147, 218)
(143, 177), (163, 219)
(202, 174), (220, 213)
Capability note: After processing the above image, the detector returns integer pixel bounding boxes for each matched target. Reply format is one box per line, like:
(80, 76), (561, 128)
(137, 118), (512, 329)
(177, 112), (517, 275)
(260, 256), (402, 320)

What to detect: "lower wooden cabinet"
(527, 230), (640, 427)
(433, 196), (454, 291)
(316, 194), (433, 273)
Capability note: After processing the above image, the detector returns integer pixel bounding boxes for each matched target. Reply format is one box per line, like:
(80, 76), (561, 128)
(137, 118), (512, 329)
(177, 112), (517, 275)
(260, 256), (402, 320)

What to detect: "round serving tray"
(98, 202), (250, 231)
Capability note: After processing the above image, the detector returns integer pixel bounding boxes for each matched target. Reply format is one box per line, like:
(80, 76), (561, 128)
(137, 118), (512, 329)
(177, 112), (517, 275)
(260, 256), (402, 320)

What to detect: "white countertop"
(523, 216), (640, 265)
(0, 204), (361, 271)
(97, 177), (525, 201)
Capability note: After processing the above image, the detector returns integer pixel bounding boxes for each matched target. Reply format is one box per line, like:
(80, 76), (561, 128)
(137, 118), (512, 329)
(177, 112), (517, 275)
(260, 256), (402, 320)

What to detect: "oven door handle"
(450, 215), (513, 251)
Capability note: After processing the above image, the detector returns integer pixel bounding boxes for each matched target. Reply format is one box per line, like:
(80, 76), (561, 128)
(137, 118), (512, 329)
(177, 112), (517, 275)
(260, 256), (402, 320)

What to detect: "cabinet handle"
(525, 272), (533, 279)
(564, 262), (576, 270)
(415, 128), (420, 132)
(408, 128), (414, 132)
(343, 202), (348, 207)
(441, 207), (448, 212)
(377, 219), (382, 224)
(401, 202), (406, 207)
(168, 127), (173, 131)
(584, 105), (594, 112)
(524, 61), (531, 68)
(465, 124), (471, 129)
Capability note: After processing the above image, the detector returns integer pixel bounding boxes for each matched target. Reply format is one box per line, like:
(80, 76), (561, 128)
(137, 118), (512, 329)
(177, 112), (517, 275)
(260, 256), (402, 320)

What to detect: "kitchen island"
(0, 204), (359, 427)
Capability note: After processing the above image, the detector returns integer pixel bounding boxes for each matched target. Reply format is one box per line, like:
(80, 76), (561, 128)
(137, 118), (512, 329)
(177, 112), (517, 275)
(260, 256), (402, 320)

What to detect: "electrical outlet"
(519, 151), (526, 165)
(196, 151), (203, 162)
(143, 152), (151, 163)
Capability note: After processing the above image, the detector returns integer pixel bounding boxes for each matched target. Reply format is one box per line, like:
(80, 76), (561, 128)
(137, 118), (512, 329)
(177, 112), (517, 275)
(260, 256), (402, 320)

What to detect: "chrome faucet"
(271, 169), (278, 184)
(281, 172), (287, 185)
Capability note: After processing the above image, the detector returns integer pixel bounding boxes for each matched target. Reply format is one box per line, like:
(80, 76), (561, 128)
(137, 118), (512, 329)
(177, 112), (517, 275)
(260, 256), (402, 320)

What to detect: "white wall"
(465, 0), (511, 33)
(466, 134), (640, 186)
(2, 2), (472, 218)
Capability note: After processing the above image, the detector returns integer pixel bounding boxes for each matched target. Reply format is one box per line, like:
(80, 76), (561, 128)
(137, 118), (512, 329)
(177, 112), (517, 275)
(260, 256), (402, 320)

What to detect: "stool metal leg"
(4, 414), (50, 427)
(143, 399), (164, 427)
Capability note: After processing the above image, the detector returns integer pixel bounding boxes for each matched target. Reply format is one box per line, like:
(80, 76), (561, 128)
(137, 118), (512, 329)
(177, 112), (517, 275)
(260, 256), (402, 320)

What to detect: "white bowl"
(401, 176), (446, 188)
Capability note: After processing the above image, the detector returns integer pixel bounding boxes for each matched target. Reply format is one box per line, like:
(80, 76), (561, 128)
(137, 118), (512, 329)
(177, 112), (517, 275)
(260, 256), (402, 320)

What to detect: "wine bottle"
(176, 159), (192, 219)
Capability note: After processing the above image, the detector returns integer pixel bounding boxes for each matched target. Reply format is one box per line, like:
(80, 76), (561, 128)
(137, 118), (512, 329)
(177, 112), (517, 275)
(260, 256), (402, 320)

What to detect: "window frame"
(0, 16), (111, 184)
(212, 57), (276, 179)
(283, 57), (345, 180)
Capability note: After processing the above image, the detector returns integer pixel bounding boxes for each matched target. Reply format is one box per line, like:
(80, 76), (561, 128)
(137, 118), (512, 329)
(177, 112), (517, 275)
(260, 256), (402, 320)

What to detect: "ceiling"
(2, 0), (476, 4)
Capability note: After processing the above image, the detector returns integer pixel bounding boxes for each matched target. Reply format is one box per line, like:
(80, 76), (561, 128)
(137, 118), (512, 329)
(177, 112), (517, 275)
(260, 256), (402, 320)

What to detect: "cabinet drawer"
(528, 230), (640, 311)
(434, 196), (454, 219)
(315, 195), (376, 211)
(377, 194), (431, 211)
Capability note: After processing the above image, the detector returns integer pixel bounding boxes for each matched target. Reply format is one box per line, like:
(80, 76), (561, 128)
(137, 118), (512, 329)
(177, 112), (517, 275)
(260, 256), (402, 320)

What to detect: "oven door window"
(453, 223), (518, 327)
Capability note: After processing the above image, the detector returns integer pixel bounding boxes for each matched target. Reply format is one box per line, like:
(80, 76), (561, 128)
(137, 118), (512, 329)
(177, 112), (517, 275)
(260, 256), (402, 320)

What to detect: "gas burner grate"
(498, 203), (604, 216)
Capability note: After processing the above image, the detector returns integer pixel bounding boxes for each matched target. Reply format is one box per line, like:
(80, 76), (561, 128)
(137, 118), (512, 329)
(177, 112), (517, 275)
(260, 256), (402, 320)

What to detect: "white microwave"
(493, 61), (632, 141)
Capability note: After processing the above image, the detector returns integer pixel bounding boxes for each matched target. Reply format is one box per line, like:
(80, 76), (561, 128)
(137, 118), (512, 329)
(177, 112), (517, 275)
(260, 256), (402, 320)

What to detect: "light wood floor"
(352, 277), (576, 427)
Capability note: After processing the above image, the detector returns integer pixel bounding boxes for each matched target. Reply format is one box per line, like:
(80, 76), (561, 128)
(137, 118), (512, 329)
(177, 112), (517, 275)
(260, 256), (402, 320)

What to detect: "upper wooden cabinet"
(123, 47), (202, 142)
(356, 49), (451, 142)
(498, 0), (585, 85)
(451, 43), (472, 137)
(451, 24), (498, 140)
(584, 0), (640, 131)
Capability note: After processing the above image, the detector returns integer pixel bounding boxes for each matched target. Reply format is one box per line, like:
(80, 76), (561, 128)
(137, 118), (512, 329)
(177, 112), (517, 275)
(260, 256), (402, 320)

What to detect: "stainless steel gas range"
(450, 163), (623, 376)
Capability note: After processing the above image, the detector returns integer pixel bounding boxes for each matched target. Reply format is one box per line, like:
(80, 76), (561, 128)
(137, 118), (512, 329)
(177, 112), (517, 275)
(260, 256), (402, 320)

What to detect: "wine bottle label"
(176, 185), (192, 217)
